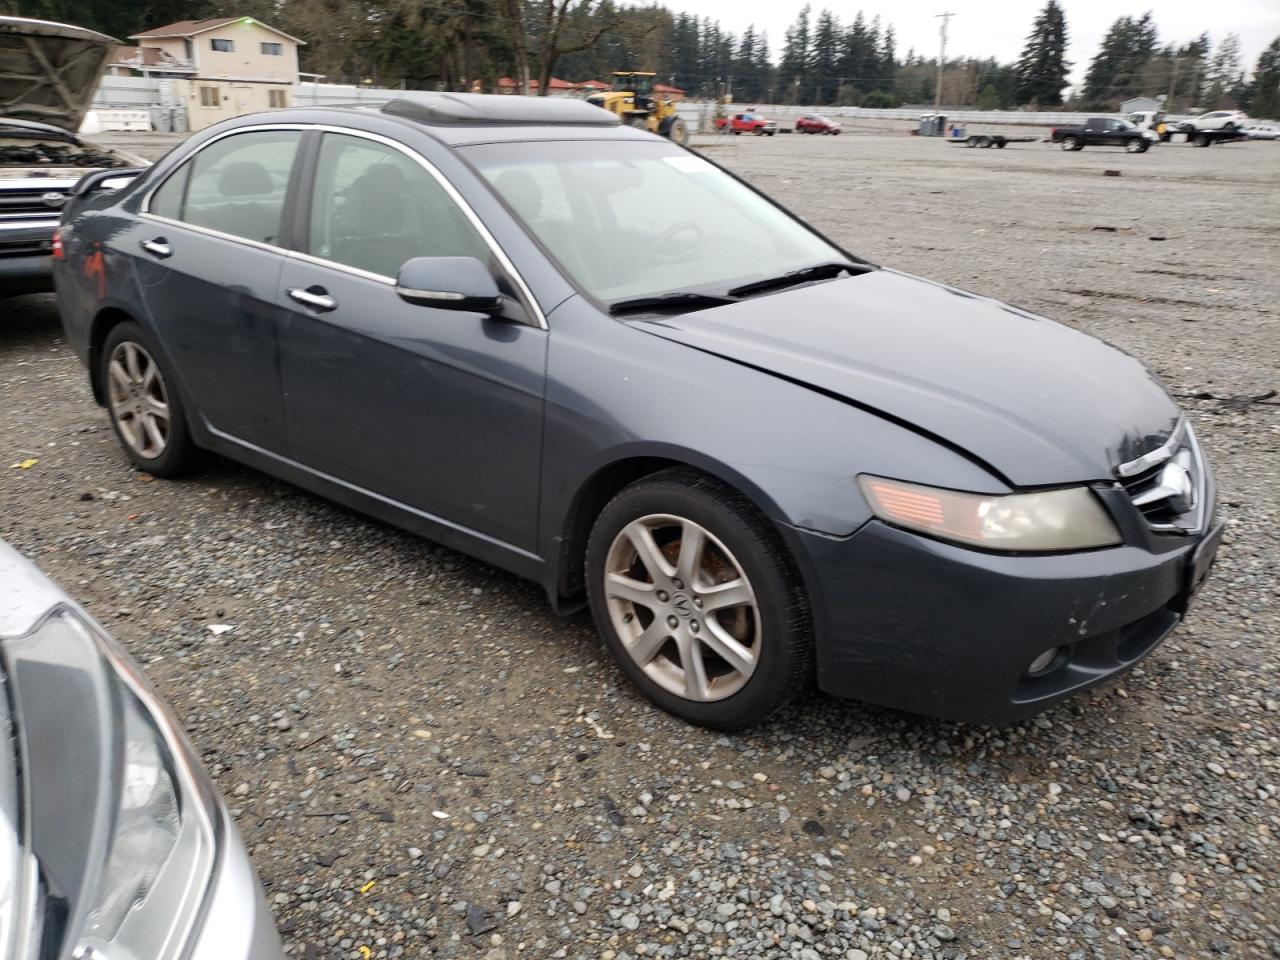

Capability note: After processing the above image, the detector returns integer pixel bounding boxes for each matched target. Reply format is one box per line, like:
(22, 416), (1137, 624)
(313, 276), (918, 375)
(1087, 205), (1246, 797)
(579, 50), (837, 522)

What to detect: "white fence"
(294, 82), (402, 107)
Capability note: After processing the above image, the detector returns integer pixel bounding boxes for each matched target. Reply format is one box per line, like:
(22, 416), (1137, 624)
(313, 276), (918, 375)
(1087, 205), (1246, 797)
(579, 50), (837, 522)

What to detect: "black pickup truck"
(1049, 117), (1154, 153)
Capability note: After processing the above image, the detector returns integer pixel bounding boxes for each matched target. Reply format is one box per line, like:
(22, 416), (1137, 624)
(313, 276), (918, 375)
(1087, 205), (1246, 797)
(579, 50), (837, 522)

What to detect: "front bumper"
(189, 809), (285, 960)
(791, 519), (1221, 724)
(0, 219), (57, 294)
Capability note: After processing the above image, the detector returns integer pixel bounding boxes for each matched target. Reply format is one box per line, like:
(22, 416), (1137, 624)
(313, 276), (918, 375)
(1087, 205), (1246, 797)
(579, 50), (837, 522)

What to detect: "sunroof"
(382, 93), (620, 127)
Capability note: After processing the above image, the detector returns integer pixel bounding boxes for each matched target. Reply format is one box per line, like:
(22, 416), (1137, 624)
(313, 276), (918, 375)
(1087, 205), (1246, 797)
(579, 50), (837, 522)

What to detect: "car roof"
(233, 93), (665, 147)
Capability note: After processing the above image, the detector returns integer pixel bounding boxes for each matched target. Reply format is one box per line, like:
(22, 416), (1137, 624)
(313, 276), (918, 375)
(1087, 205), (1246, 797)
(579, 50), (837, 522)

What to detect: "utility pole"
(933, 12), (954, 111)
(1167, 57), (1180, 107)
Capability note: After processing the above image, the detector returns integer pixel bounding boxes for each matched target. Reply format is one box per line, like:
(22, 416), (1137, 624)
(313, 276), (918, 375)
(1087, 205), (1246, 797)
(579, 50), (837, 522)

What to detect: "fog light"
(1026, 646), (1062, 677)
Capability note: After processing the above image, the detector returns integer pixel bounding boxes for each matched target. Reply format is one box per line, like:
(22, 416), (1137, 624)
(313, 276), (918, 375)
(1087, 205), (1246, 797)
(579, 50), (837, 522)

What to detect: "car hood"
(0, 17), (117, 132)
(632, 269), (1180, 486)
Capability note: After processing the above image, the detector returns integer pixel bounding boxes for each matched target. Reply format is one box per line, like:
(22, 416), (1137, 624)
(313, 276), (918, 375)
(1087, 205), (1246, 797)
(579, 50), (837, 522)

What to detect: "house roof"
(130, 16), (305, 45)
(577, 79), (611, 89)
(496, 76), (574, 90)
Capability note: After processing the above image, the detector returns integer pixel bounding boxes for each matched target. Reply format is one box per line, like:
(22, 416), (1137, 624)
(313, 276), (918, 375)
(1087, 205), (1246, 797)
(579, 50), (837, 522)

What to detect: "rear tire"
(100, 320), (198, 477)
(1060, 135), (1080, 151)
(586, 468), (813, 730)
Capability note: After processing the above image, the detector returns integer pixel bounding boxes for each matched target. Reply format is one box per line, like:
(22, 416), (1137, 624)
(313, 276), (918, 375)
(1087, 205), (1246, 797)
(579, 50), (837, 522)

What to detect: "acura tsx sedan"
(53, 93), (1221, 729)
(0, 540), (284, 959)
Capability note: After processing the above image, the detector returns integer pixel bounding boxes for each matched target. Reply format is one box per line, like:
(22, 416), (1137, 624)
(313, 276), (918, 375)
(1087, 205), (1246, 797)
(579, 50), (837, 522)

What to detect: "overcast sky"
(680, 0), (1279, 87)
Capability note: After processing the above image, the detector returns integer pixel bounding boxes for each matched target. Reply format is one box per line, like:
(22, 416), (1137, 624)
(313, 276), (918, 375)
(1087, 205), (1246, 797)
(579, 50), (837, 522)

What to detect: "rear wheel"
(1060, 135), (1080, 151)
(1196, 133), (1212, 147)
(586, 469), (812, 730)
(995, 140), (1006, 148)
(101, 321), (198, 477)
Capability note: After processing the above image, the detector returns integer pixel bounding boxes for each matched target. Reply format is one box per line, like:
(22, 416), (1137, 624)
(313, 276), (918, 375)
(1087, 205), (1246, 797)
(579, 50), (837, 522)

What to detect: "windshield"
(467, 139), (849, 304)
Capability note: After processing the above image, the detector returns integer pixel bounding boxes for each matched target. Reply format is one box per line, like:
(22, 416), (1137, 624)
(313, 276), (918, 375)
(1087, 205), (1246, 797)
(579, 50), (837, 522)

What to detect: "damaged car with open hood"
(1, 16), (144, 296)
(51, 93), (1223, 730)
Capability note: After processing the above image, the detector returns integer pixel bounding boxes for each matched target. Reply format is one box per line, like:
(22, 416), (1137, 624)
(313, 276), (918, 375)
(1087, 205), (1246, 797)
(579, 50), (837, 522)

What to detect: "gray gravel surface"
(2, 131), (1278, 959)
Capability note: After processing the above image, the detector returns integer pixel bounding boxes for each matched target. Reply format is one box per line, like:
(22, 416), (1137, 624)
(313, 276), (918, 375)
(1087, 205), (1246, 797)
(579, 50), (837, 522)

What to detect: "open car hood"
(0, 17), (117, 133)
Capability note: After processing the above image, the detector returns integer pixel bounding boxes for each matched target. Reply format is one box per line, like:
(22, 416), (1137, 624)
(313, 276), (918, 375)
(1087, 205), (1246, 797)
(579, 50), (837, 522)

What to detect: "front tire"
(1125, 138), (1145, 154)
(665, 117), (688, 146)
(100, 320), (198, 477)
(586, 469), (813, 730)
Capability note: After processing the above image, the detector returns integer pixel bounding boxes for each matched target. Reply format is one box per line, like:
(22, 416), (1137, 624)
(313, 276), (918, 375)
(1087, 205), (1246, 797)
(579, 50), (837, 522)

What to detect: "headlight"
(22, 610), (219, 960)
(858, 476), (1122, 552)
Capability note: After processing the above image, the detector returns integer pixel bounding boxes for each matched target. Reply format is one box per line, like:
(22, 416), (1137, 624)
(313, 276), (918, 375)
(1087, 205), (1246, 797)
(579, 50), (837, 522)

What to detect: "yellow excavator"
(586, 72), (688, 146)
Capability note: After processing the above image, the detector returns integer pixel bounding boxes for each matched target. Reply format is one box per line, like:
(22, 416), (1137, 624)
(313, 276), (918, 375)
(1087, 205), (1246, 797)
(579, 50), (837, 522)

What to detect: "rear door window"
(153, 130), (301, 245)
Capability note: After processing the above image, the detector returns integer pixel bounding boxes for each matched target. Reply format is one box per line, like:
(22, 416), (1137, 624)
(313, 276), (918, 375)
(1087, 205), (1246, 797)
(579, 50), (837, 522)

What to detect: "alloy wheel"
(603, 513), (760, 702)
(107, 340), (170, 459)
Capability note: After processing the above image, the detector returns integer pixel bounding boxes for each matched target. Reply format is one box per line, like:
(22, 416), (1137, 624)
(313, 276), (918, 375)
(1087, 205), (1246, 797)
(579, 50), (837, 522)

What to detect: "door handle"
(140, 237), (171, 258)
(287, 286), (338, 311)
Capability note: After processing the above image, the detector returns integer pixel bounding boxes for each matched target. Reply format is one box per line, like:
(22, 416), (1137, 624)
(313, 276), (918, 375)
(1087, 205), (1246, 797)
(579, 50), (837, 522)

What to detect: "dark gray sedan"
(53, 93), (1221, 729)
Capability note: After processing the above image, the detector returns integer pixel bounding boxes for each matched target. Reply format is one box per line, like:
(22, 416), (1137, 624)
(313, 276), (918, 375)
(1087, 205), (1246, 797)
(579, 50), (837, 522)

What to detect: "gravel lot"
(2, 130), (1277, 960)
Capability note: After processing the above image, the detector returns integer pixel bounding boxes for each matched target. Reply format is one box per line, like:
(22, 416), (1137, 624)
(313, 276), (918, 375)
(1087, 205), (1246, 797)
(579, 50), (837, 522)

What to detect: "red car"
(715, 111), (778, 136)
(796, 113), (842, 135)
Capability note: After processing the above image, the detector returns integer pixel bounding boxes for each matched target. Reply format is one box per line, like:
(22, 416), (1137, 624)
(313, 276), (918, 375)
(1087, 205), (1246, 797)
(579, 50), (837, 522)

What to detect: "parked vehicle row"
(715, 110), (778, 135)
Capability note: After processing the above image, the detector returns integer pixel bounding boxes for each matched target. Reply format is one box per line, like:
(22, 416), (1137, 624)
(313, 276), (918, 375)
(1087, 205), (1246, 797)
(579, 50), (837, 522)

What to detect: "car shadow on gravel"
(1, 293), (64, 354)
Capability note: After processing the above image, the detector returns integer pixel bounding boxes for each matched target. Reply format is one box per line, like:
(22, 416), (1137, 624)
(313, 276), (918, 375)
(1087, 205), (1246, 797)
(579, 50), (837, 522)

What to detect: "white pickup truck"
(1, 17), (146, 296)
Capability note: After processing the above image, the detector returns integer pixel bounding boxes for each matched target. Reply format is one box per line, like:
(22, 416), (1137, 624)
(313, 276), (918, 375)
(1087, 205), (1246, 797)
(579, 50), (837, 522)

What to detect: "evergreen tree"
(779, 5), (811, 104)
(1245, 37), (1280, 118)
(810, 9), (841, 103)
(1204, 33), (1245, 107)
(1014, 0), (1069, 106)
(1081, 13), (1158, 106)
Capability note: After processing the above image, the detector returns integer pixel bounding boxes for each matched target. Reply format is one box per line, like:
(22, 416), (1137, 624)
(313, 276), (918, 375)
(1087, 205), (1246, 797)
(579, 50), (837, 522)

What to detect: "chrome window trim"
(1115, 416), (1185, 478)
(138, 122), (548, 329)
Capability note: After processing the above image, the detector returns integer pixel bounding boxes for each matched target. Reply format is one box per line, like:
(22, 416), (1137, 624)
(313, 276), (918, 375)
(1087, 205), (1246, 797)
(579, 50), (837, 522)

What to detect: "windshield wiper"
(608, 292), (739, 316)
(726, 261), (869, 299)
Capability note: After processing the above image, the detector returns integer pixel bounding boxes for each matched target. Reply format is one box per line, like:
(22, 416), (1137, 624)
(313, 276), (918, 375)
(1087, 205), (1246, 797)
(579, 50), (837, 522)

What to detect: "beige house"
(127, 17), (304, 130)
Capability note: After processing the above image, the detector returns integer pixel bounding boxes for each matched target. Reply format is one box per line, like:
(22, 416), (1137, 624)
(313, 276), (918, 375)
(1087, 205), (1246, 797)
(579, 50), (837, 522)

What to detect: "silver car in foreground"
(0, 541), (283, 960)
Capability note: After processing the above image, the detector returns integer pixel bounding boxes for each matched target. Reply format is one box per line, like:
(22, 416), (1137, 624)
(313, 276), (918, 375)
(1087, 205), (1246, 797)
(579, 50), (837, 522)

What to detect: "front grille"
(0, 189), (69, 220)
(1116, 419), (1208, 534)
(0, 236), (51, 259)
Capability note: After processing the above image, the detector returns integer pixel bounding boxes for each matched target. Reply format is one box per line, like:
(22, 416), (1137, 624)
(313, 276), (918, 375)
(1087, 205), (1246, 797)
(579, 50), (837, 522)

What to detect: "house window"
(210, 38), (234, 52)
(261, 42), (282, 55)
(268, 89), (287, 108)
(199, 86), (220, 107)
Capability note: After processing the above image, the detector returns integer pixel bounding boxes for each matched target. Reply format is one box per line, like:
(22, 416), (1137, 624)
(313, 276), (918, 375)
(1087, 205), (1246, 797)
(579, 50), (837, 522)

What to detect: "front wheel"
(1125, 138), (1145, 154)
(665, 117), (688, 146)
(101, 320), (198, 477)
(586, 469), (812, 730)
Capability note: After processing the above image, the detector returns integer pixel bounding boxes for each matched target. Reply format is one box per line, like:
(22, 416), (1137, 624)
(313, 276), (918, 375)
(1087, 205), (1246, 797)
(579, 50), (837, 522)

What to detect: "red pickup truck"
(715, 112), (778, 136)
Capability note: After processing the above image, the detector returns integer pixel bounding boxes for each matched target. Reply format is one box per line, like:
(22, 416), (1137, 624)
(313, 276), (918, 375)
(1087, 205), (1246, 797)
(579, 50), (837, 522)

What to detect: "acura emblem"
(671, 594), (693, 619)
(42, 192), (66, 208)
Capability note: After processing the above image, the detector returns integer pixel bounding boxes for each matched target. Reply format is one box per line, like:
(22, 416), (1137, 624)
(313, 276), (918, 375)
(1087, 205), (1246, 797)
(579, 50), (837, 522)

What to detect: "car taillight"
(1050, 128), (1056, 137)
(51, 228), (65, 261)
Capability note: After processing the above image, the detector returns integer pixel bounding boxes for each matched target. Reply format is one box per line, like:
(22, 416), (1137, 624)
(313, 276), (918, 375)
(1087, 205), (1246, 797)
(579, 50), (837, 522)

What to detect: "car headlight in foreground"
(0, 542), (283, 960)
(858, 475), (1123, 551)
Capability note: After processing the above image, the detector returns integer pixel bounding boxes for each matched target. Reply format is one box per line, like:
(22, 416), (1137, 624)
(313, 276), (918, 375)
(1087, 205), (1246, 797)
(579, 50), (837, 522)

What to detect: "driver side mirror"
(395, 256), (503, 314)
